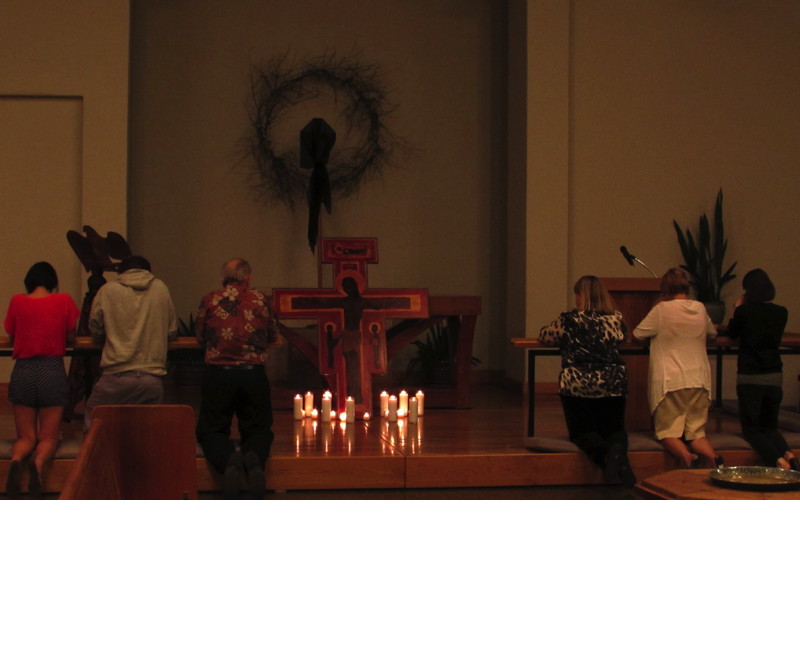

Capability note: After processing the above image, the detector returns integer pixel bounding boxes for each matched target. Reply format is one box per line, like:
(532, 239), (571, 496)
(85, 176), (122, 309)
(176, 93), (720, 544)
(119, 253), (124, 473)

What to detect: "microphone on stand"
(620, 246), (636, 266)
(619, 245), (657, 278)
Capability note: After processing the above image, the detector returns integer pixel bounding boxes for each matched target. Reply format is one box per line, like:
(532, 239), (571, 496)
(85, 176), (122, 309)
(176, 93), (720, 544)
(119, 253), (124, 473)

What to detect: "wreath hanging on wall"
(244, 52), (406, 223)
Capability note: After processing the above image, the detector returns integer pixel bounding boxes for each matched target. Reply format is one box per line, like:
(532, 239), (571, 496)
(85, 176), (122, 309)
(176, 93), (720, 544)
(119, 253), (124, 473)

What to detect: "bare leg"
(10, 405), (38, 462)
(660, 437), (696, 467)
(688, 436), (717, 467)
(32, 406), (63, 472)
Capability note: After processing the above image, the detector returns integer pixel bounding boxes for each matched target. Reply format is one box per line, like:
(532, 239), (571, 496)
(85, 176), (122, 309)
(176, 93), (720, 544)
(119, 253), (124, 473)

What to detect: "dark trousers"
(196, 365), (275, 474)
(737, 383), (789, 466)
(560, 395), (628, 468)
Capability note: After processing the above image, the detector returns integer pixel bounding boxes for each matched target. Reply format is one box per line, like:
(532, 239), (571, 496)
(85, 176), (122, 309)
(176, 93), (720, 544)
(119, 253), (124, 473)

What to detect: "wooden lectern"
(603, 277), (661, 431)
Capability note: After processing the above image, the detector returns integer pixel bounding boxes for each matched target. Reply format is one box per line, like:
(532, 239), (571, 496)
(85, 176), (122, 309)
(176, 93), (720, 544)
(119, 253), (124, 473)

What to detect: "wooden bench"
(59, 405), (198, 499)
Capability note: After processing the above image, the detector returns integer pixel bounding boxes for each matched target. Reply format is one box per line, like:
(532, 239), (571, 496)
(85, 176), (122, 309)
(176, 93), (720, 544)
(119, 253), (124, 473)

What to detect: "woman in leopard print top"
(539, 275), (634, 486)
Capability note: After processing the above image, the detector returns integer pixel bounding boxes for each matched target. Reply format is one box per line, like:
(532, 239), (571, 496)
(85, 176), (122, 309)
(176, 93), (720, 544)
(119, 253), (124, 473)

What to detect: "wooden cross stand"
(273, 238), (428, 417)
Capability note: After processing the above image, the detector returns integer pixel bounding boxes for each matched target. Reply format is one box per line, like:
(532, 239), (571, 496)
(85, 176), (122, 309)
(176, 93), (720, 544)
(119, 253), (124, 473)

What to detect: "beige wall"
(522, 0), (800, 403)
(0, 0), (130, 381)
(3, 1), (799, 403)
(128, 0), (509, 379)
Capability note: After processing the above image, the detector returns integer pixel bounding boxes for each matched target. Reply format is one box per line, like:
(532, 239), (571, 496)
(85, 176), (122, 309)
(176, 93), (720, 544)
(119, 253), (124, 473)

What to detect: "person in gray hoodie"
(85, 255), (177, 429)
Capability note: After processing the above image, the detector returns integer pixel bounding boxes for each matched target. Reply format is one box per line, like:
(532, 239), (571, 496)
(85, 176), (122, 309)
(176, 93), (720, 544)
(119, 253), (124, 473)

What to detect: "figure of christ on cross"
(273, 239), (428, 417)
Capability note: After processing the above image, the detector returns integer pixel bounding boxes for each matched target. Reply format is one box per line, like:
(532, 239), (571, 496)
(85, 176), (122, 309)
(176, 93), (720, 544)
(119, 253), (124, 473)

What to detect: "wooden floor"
(3, 378), (785, 499)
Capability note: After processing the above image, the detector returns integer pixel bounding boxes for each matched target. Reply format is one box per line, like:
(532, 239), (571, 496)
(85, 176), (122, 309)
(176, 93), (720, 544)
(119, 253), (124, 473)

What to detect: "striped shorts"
(8, 357), (70, 408)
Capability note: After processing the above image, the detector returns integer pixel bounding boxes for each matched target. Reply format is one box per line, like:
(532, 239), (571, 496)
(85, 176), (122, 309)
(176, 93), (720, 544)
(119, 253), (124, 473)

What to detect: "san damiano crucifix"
(272, 238), (428, 417)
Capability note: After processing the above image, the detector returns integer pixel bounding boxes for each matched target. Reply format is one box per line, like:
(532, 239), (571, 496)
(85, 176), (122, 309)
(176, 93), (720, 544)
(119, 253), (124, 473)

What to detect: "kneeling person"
(195, 258), (279, 499)
(86, 255), (177, 428)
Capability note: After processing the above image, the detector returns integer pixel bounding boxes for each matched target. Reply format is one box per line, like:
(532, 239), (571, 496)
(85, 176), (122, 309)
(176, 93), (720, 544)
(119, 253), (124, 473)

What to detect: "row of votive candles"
(294, 391), (356, 422)
(379, 390), (424, 422)
(293, 389), (425, 423)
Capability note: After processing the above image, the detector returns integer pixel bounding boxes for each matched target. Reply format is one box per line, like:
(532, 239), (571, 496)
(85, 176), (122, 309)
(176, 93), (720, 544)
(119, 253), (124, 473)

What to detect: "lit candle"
(304, 391), (314, 415)
(363, 412), (371, 421)
(399, 390), (408, 412)
(339, 411), (347, 422)
(380, 391), (389, 415)
(397, 408), (406, 419)
(345, 396), (355, 423)
(311, 408), (319, 419)
(388, 395), (398, 421)
(293, 394), (303, 420)
(409, 397), (418, 423)
(321, 391), (332, 422)
(416, 390), (425, 416)
(331, 411), (337, 420)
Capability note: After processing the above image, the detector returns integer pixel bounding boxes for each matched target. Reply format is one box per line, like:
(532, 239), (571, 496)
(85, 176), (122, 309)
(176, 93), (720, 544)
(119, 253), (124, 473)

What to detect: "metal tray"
(709, 466), (800, 492)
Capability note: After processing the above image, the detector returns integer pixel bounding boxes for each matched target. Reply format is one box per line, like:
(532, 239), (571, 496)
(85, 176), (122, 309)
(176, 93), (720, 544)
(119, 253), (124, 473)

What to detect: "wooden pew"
(60, 404), (198, 500)
(59, 418), (120, 499)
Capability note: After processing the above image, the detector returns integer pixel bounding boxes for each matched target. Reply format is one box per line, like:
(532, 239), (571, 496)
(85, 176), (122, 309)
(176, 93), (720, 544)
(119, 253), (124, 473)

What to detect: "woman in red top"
(3, 262), (80, 498)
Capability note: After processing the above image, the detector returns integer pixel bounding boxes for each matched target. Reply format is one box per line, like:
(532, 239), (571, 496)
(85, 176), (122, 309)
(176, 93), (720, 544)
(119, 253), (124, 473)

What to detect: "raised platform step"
(1, 387), (796, 497)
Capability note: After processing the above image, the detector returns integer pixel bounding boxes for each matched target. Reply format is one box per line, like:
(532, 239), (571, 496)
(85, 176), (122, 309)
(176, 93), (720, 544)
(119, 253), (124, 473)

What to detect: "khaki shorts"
(653, 388), (710, 441)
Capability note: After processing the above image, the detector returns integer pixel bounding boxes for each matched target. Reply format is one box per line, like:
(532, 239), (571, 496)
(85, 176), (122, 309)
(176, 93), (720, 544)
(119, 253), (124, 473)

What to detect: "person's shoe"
(28, 461), (42, 499)
(243, 451), (265, 500)
(603, 444), (624, 485)
(6, 460), (21, 499)
(222, 451), (242, 499)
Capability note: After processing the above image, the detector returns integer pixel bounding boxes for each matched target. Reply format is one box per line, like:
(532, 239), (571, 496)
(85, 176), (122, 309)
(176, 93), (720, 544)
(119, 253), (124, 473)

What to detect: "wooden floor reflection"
(1, 381), (761, 496)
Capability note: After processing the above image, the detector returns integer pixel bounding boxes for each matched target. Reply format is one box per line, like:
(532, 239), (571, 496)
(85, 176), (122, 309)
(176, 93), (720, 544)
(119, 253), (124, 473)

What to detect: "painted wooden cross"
(273, 238), (428, 416)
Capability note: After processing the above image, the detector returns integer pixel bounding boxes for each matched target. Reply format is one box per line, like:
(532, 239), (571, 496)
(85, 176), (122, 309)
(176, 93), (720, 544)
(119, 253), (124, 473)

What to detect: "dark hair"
(117, 255), (151, 273)
(660, 267), (691, 297)
(742, 268), (775, 303)
(24, 261), (59, 293)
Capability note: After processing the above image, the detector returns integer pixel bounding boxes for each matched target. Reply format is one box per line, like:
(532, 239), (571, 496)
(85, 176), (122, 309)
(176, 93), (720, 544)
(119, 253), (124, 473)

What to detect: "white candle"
(293, 394), (303, 420)
(397, 408), (406, 419)
(409, 397), (418, 423)
(345, 396), (355, 423)
(339, 411), (347, 422)
(388, 395), (398, 421)
(380, 391), (389, 415)
(304, 391), (314, 415)
(363, 412), (371, 421)
(311, 408), (319, 419)
(416, 390), (425, 416)
(399, 390), (408, 412)
(321, 391), (332, 422)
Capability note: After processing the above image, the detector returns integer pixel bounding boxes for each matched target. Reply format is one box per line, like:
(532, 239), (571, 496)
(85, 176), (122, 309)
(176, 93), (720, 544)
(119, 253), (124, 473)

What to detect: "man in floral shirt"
(195, 258), (279, 499)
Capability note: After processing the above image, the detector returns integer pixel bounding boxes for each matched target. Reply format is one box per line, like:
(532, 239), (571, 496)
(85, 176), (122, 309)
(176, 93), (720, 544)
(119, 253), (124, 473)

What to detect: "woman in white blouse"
(633, 267), (722, 468)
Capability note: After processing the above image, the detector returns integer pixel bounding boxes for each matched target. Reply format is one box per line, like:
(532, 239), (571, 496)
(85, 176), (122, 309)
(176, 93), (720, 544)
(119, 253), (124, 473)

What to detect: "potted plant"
(672, 188), (737, 323)
(171, 313), (204, 385)
(404, 321), (480, 385)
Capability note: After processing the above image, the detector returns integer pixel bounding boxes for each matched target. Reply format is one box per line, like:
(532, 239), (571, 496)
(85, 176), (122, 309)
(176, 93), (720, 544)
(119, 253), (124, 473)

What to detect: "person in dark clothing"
(726, 268), (798, 470)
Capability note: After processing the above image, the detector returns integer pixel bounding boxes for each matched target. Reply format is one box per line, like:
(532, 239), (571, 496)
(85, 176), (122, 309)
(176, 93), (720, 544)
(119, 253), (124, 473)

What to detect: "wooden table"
(636, 469), (800, 500)
(0, 336), (208, 355)
(512, 333), (800, 437)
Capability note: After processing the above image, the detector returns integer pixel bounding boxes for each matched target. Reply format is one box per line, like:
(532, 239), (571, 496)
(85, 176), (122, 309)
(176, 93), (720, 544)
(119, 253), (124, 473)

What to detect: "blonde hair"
(573, 275), (617, 314)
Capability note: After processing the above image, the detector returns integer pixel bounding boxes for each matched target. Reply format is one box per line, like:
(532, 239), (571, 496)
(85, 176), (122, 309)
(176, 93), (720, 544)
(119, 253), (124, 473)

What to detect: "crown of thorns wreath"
(244, 53), (406, 213)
